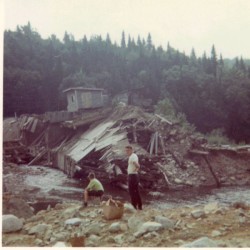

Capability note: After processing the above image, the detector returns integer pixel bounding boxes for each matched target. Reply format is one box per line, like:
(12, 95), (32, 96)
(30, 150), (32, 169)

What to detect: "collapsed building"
(3, 104), (250, 191)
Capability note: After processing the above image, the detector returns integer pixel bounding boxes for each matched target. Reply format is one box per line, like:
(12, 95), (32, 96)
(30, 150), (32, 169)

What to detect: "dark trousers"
(128, 174), (142, 210)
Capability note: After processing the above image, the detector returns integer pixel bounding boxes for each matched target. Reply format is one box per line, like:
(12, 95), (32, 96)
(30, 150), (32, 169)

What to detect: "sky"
(3, 0), (250, 59)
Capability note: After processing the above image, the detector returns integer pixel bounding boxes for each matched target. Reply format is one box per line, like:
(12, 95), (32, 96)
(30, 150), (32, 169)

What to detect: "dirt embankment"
(2, 200), (250, 247)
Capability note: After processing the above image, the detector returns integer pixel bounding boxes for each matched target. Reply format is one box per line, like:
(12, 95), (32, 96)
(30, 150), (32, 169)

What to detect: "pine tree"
(106, 33), (111, 45)
(121, 31), (126, 48)
(211, 45), (217, 77)
(190, 48), (197, 65)
(137, 35), (142, 47)
(239, 57), (246, 75)
(147, 33), (152, 50)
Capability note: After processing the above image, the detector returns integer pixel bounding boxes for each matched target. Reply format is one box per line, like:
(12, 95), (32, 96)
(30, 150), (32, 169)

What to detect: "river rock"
(53, 241), (68, 247)
(185, 180), (193, 186)
(54, 232), (69, 241)
(86, 222), (100, 235)
(109, 222), (121, 233)
(3, 197), (34, 219)
(2, 214), (23, 233)
(211, 230), (222, 237)
(154, 216), (175, 229)
(65, 218), (82, 226)
(238, 217), (246, 224)
(174, 178), (182, 184)
(88, 234), (100, 243)
(143, 231), (159, 239)
(55, 203), (64, 210)
(204, 202), (219, 214)
(181, 237), (218, 247)
(44, 228), (53, 241)
(114, 234), (124, 244)
(191, 209), (206, 219)
(200, 176), (206, 181)
(28, 223), (49, 237)
(128, 216), (144, 232)
(34, 239), (43, 246)
(62, 206), (80, 218)
(134, 222), (162, 238)
(124, 203), (137, 213)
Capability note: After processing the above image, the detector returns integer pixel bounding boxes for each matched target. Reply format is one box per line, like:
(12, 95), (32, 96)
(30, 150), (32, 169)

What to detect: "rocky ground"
(2, 199), (250, 247)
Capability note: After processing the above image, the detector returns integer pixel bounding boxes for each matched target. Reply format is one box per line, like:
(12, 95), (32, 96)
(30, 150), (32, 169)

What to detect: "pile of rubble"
(3, 105), (250, 191)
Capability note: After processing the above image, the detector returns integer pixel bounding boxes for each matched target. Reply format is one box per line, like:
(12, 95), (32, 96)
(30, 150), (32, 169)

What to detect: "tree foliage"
(4, 23), (250, 142)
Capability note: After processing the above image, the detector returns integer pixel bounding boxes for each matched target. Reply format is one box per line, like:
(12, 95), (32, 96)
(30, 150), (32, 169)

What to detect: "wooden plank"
(155, 114), (173, 125)
(159, 134), (166, 155)
(203, 155), (221, 188)
(27, 149), (47, 166)
(188, 149), (209, 155)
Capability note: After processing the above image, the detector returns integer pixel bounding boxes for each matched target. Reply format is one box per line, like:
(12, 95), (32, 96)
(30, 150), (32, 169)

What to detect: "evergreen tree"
(211, 45), (218, 77)
(121, 31), (126, 48)
(146, 33), (152, 50)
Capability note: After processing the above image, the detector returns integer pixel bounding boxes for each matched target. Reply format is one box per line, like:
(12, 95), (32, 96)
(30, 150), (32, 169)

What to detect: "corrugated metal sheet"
(65, 120), (126, 163)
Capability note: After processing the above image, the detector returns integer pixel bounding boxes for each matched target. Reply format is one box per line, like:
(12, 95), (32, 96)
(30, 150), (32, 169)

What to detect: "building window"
(71, 95), (75, 102)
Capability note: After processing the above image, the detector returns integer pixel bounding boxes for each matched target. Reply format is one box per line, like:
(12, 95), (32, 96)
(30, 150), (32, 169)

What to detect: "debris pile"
(3, 105), (250, 191)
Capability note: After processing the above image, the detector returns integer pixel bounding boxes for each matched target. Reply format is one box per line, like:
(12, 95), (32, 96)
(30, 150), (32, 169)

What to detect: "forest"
(4, 23), (250, 143)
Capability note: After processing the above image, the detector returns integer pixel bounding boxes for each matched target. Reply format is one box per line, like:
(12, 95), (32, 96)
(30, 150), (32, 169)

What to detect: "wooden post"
(149, 133), (155, 155)
(159, 134), (166, 155)
(155, 132), (158, 155)
(203, 155), (221, 188)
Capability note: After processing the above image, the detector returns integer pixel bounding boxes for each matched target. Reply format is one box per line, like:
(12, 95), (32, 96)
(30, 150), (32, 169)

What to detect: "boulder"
(181, 237), (218, 247)
(3, 197), (34, 219)
(134, 222), (162, 238)
(154, 216), (175, 229)
(2, 214), (23, 233)
(65, 218), (82, 226)
(191, 209), (206, 219)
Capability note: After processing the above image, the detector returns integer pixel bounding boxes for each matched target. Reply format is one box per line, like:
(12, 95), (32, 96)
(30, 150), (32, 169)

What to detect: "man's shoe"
(83, 202), (88, 207)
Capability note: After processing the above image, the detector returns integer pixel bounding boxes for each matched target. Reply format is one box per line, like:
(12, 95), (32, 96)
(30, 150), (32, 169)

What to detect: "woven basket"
(103, 199), (124, 220)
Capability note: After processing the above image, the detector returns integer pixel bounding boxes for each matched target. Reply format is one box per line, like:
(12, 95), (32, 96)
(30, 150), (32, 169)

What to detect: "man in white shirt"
(125, 145), (142, 210)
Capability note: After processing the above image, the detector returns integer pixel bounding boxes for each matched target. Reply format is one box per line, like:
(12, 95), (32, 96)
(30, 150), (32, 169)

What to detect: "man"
(83, 172), (104, 207)
(125, 145), (142, 210)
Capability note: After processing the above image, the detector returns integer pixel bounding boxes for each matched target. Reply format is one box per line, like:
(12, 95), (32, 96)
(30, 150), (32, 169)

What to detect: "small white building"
(63, 87), (104, 112)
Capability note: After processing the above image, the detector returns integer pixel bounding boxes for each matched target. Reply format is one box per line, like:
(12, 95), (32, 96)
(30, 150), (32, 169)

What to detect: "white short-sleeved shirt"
(127, 153), (139, 174)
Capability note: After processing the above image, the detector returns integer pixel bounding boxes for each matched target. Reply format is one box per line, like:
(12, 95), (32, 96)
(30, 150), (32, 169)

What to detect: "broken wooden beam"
(155, 114), (173, 125)
(188, 149), (209, 155)
(203, 155), (221, 188)
(27, 149), (47, 166)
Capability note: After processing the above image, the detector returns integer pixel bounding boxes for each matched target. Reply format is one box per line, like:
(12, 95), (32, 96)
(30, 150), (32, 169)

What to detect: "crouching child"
(83, 172), (104, 207)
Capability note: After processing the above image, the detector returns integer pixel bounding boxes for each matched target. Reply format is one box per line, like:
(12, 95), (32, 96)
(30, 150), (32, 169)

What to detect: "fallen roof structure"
(3, 105), (250, 191)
